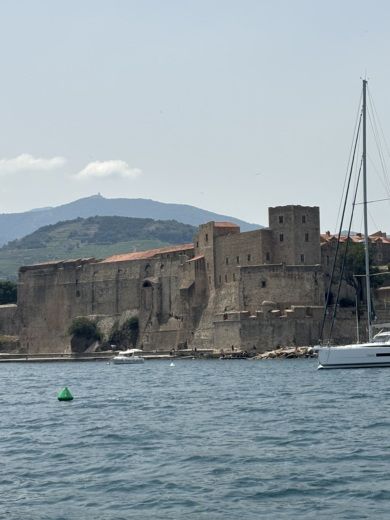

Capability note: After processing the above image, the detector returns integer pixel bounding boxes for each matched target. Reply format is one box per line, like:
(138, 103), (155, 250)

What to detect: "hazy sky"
(1, 0), (390, 232)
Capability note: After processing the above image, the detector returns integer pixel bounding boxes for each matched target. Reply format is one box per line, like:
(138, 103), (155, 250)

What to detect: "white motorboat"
(318, 79), (390, 369)
(112, 348), (145, 364)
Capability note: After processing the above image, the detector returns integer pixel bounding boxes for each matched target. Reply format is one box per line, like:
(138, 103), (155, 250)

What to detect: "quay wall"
(212, 306), (380, 353)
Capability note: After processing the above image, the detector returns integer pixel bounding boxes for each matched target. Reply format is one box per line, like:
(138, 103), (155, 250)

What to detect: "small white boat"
(112, 348), (145, 364)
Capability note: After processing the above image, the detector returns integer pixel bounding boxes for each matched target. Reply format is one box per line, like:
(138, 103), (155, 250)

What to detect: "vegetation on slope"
(0, 216), (196, 280)
(0, 281), (17, 304)
(0, 194), (260, 245)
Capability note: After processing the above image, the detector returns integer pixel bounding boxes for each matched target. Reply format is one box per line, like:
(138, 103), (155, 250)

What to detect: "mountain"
(0, 194), (261, 246)
(0, 216), (197, 280)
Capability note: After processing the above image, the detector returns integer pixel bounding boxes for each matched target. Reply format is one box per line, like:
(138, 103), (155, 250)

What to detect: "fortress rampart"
(2, 204), (389, 354)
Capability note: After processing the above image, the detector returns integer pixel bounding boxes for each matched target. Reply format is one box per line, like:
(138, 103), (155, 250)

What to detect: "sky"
(0, 0), (390, 232)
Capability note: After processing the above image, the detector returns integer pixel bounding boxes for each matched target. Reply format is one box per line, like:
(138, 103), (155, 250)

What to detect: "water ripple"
(1, 359), (390, 519)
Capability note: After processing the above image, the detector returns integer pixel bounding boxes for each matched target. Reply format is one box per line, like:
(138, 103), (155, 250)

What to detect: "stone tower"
(269, 205), (320, 265)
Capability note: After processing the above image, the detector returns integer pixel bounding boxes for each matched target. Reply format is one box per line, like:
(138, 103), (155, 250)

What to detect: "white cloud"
(0, 153), (66, 174)
(76, 160), (142, 180)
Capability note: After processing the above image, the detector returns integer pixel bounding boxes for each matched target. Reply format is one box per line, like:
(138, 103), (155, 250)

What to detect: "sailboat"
(318, 79), (390, 369)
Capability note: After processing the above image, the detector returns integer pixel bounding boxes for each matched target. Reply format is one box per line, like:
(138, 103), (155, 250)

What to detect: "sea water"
(1, 359), (390, 519)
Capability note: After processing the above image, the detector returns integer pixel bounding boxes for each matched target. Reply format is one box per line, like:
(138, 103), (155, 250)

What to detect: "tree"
(68, 317), (103, 353)
(337, 243), (385, 304)
(68, 317), (102, 341)
(0, 281), (17, 304)
(108, 317), (139, 348)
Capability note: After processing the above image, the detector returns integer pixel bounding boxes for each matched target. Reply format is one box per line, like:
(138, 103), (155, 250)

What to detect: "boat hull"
(112, 356), (145, 364)
(318, 344), (390, 369)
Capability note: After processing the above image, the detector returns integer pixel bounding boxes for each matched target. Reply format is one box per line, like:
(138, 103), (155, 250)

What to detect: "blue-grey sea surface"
(1, 358), (390, 519)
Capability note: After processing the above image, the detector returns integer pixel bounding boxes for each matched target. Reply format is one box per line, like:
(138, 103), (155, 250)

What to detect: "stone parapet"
(290, 306), (307, 319)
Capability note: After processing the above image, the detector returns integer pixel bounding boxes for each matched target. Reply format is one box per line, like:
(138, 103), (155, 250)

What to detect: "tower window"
(226, 257), (229, 265)
(205, 233), (208, 242)
(266, 252), (270, 261)
(247, 254), (251, 262)
(305, 233), (309, 242)
(300, 254), (305, 263)
(279, 215), (284, 224)
(280, 233), (284, 242)
(302, 215), (306, 223)
(261, 280), (266, 288)
(236, 256), (240, 264)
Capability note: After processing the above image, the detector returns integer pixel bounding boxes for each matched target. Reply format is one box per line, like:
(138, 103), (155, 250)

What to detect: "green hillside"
(0, 194), (261, 246)
(0, 216), (196, 280)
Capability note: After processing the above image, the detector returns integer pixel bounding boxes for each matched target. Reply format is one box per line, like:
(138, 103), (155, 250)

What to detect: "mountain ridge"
(0, 194), (261, 246)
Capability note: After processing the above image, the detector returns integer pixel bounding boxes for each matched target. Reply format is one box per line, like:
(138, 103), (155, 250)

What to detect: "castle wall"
(125, 249), (210, 352)
(9, 204), (357, 355)
(214, 229), (273, 287)
(213, 305), (380, 353)
(0, 304), (18, 336)
(194, 222), (218, 290)
(213, 308), (323, 353)
(18, 258), (145, 353)
(239, 264), (323, 313)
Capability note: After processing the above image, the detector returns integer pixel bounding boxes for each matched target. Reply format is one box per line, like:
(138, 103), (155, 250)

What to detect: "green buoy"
(57, 387), (73, 401)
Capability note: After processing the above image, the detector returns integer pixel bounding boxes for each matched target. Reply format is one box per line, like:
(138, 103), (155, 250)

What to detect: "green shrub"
(108, 317), (139, 348)
(0, 280), (17, 304)
(68, 317), (102, 341)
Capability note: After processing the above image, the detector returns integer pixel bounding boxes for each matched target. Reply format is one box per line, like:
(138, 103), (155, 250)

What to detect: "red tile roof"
(101, 243), (194, 263)
(320, 232), (390, 245)
(214, 222), (239, 228)
(20, 258), (95, 270)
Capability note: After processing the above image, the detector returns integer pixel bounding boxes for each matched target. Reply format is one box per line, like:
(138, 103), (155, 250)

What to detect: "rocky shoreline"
(0, 345), (318, 362)
(254, 346), (317, 360)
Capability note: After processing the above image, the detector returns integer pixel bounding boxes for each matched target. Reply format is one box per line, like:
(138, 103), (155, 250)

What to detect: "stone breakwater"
(254, 346), (317, 360)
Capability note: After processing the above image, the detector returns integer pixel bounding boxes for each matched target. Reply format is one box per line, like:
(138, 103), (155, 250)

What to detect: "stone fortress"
(2, 204), (390, 355)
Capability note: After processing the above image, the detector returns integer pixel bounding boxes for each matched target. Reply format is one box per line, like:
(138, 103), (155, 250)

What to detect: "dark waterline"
(1, 359), (390, 519)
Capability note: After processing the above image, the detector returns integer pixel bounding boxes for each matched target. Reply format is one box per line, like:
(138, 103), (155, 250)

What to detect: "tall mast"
(362, 78), (373, 341)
